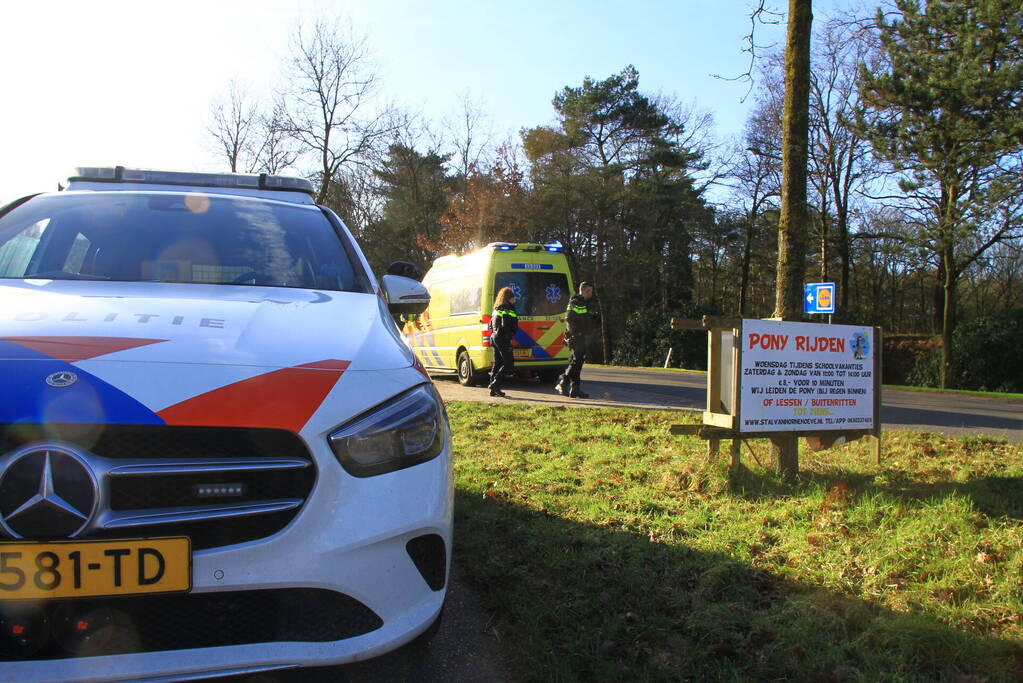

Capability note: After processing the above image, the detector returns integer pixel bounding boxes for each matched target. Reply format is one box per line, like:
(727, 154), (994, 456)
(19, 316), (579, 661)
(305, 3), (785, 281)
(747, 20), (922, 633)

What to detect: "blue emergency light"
(497, 244), (516, 251)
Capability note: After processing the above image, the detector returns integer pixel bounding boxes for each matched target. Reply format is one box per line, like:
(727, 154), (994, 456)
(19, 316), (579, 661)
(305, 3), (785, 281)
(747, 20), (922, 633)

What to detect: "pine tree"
(857, 0), (1023, 388)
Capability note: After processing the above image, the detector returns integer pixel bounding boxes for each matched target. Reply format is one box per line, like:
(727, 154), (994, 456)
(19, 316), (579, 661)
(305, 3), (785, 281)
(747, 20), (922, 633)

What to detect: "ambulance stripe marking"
(158, 359), (350, 432)
(0, 336), (167, 362)
(512, 321), (571, 359)
(0, 340), (165, 425)
(414, 311), (445, 367)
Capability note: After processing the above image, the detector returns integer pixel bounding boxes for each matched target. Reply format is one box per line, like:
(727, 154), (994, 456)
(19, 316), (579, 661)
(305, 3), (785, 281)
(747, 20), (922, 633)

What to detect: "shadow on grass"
(454, 491), (1023, 682)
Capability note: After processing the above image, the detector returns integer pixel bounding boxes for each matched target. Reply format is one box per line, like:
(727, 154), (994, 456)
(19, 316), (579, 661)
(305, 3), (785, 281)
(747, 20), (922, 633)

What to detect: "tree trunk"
(595, 239), (611, 364)
(837, 211), (850, 312)
(772, 0), (813, 321)
(771, 0), (813, 477)
(739, 221), (754, 317)
(940, 244), (956, 389)
(820, 213), (829, 281)
(740, 184), (764, 317)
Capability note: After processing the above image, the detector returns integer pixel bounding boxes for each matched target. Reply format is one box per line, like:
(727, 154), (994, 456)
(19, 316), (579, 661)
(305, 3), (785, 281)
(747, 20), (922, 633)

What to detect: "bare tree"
(806, 13), (879, 310)
(654, 95), (726, 195)
(277, 17), (399, 203)
(207, 80), (259, 173)
(443, 91), (494, 178)
(248, 112), (301, 175)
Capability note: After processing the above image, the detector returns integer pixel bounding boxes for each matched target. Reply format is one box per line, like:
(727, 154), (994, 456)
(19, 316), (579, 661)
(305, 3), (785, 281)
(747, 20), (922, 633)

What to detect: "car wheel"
(538, 369), (563, 384)
(457, 350), (479, 386)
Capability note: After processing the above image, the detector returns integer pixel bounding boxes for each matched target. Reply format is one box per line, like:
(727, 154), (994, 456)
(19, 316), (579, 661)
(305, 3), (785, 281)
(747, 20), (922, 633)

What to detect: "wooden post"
(772, 435), (799, 480)
(707, 439), (720, 459)
(707, 331), (721, 414)
(729, 439), (741, 469)
(873, 326), (883, 465)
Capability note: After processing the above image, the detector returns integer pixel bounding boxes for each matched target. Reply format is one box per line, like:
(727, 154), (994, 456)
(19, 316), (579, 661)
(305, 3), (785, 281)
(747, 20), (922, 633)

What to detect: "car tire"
(457, 349), (481, 386)
(538, 369), (563, 384)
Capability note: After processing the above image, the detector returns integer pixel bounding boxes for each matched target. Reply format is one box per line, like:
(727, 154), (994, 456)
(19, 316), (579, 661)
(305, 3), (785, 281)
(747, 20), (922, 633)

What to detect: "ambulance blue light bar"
(68, 166), (316, 196)
(545, 244), (563, 253)
(496, 243), (517, 251)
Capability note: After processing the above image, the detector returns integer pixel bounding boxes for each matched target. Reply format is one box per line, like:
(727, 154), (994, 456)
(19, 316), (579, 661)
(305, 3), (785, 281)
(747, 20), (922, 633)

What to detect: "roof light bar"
(496, 243), (517, 251)
(68, 167), (316, 196)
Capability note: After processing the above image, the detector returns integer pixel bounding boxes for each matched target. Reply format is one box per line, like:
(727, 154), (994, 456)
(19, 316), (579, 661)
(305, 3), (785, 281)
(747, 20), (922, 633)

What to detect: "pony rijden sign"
(739, 319), (875, 433)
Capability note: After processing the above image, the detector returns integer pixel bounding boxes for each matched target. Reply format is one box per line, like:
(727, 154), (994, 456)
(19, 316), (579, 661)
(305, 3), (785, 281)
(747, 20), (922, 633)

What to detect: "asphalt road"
(435, 365), (1023, 442)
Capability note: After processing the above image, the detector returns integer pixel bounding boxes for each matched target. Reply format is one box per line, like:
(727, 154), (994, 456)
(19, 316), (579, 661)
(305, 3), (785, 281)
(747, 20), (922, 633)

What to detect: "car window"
(494, 271), (569, 317)
(0, 218), (46, 274)
(0, 192), (371, 292)
(448, 277), (482, 316)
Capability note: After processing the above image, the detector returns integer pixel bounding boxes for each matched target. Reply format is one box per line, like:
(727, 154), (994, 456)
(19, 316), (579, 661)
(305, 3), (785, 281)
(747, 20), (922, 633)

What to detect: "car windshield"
(494, 270), (570, 317)
(0, 192), (370, 292)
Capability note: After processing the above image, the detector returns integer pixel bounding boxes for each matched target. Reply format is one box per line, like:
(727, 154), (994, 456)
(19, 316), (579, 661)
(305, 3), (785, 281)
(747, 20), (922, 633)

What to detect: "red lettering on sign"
(748, 333), (789, 351)
(794, 335), (846, 353)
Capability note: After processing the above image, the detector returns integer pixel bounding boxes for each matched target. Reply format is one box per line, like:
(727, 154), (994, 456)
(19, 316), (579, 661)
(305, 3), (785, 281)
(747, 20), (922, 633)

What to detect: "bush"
(904, 308), (1023, 392)
(610, 302), (708, 369)
(883, 334), (938, 385)
(952, 308), (1023, 392)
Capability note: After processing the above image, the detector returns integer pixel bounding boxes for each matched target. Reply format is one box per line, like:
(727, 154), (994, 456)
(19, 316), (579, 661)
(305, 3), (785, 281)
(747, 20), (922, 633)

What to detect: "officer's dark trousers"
(562, 345), (586, 387)
(489, 344), (514, 389)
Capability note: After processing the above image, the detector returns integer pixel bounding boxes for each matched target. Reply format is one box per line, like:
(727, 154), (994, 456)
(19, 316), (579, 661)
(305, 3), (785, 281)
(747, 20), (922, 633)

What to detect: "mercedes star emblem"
(0, 447), (99, 539)
(45, 371), (79, 388)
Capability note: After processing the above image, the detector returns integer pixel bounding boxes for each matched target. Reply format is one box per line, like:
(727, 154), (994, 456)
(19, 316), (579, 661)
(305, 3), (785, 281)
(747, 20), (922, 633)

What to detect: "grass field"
(448, 402), (1023, 681)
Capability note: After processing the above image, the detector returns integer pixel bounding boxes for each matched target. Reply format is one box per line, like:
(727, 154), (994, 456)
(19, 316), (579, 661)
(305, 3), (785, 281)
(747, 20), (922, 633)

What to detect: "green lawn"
(448, 402), (1023, 681)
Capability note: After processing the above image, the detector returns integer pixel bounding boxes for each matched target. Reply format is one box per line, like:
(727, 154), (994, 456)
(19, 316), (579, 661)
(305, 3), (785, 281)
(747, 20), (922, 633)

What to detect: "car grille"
(0, 424), (317, 550)
(1, 588), (382, 660)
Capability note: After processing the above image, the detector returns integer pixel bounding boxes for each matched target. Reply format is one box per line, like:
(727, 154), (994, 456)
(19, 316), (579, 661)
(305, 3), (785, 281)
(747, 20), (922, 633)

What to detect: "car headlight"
(329, 384), (447, 477)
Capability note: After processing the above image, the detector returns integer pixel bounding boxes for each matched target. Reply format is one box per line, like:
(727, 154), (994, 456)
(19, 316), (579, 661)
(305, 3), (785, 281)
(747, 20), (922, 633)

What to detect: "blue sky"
(1, 0), (853, 203)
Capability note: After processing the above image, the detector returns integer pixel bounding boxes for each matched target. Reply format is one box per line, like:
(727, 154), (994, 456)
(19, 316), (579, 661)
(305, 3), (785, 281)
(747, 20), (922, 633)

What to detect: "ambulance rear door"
(492, 252), (572, 365)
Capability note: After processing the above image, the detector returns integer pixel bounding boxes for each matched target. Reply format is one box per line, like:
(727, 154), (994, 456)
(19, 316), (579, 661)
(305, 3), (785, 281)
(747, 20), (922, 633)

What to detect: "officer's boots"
(568, 381), (588, 399)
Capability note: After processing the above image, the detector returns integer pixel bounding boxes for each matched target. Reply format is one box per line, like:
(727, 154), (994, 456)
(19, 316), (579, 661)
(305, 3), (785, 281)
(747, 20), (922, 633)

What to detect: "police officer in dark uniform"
(555, 281), (596, 399)
(488, 286), (518, 397)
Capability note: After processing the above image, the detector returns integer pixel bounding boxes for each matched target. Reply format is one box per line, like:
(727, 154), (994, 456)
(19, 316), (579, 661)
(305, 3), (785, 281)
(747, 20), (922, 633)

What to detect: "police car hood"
(0, 279), (413, 370)
(0, 280), (418, 428)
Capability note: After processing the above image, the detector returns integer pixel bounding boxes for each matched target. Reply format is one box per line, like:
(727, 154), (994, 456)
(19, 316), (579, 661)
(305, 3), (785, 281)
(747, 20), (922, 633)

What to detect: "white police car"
(0, 167), (451, 681)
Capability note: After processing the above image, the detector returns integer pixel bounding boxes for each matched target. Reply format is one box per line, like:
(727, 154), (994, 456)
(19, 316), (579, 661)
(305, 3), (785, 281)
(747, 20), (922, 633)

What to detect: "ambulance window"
(450, 278), (481, 315)
(494, 272), (569, 317)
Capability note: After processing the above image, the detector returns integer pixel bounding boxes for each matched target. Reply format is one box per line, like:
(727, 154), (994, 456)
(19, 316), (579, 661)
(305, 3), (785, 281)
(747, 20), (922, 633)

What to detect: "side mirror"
(386, 261), (423, 281)
(381, 274), (430, 316)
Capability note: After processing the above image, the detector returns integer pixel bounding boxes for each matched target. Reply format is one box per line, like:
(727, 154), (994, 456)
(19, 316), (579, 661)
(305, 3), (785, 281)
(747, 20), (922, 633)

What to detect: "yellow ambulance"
(404, 242), (574, 385)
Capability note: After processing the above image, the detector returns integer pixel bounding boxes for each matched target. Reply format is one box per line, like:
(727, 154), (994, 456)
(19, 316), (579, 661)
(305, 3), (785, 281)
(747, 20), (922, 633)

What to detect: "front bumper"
(5, 424), (453, 682)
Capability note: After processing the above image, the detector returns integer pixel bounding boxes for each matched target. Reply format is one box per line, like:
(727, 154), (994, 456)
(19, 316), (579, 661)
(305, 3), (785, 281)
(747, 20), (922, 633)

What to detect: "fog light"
(0, 605), (48, 657)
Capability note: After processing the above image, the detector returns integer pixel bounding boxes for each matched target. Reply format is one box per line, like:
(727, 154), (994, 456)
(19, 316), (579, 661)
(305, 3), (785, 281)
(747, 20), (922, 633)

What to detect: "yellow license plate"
(512, 348), (533, 358)
(0, 537), (191, 601)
